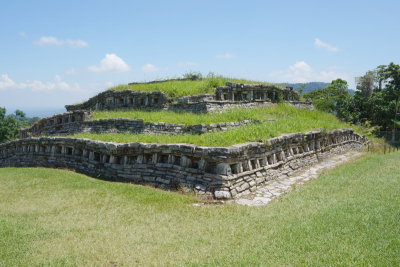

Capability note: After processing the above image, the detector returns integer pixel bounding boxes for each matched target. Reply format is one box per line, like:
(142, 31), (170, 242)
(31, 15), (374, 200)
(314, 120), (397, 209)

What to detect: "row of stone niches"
(2, 143), (216, 174)
(229, 134), (362, 175)
(217, 90), (297, 102)
(39, 113), (87, 128)
(97, 94), (163, 109)
(0, 134), (362, 177)
(20, 112), (89, 138)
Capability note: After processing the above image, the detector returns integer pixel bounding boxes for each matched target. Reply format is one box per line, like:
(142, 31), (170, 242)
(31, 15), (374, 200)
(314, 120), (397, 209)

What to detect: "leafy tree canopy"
(0, 108), (37, 143)
(303, 79), (350, 113)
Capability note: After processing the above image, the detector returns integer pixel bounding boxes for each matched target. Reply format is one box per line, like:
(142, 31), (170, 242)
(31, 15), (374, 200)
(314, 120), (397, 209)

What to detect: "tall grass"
(91, 105), (282, 124)
(75, 105), (377, 146)
(109, 76), (283, 97)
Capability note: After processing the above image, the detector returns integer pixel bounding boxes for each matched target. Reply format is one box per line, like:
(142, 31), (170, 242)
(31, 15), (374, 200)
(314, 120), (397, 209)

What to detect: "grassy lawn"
(1, 152), (399, 266)
(109, 76), (283, 97)
(75, 104), (376, 147)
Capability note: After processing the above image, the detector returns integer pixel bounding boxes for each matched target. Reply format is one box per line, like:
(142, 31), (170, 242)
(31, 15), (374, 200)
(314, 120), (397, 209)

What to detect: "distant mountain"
(280, 82), (330, 94)
(280, 82), (355, 95)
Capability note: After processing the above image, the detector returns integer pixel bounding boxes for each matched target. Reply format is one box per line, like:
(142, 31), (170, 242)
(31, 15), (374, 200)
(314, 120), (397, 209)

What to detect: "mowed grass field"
(1, 152), (399, 266)
(76, 104), (378, 147)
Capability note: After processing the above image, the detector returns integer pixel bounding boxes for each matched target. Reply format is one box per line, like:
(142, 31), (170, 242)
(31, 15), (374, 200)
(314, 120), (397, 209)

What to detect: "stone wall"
(168, 101), (314, 113)
(20, 112), (256, 138)
(216, 83), (299, 102)
(172, 94), (215, 104)
(1, 129), (368, 199)
(65, 90), (168, 111)
(20, 110), (92, 138)
(64, 83), (311, 113)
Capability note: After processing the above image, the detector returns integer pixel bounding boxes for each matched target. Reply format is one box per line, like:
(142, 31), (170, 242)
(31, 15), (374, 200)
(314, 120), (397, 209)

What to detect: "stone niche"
(65, 82), (309, 114)
(1, 129), (369, 200)
(19, 109), (256, 138)
(215, 83), (299, 102)
(19, 110), (91, 138)
(65, 90), (168, 111)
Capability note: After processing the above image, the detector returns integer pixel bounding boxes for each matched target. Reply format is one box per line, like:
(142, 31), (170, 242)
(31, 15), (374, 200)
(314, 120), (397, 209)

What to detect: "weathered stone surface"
(65, 90), (168, 111)
(214, 191), (231, 199)
(20, 112), (256, 138)
(235, 151), (363, 206)
(63, 82), (314, 114)
(1, 129), (369, 199)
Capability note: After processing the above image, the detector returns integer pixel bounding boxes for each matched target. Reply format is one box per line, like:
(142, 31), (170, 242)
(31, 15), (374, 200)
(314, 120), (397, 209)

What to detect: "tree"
(356, 70), (377, 98)
(376, 63), (400, 143)
(0, 108), (19, 143)
(330, 78), (348, 91)
(303, 79), (350, 113)
(0, 108), (38, 143)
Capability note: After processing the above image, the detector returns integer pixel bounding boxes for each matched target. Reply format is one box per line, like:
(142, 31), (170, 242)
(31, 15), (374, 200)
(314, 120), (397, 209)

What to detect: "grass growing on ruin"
(75, 104), (375, 146)
(109, 76), (283, 97)
(91, 105), (280, 124)
(1, 152), (400, 266)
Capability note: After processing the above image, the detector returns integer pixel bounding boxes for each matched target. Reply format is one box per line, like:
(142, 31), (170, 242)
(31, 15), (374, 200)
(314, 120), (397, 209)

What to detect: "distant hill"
(281, 82), (355, 95)
(280, 82), (330, 94)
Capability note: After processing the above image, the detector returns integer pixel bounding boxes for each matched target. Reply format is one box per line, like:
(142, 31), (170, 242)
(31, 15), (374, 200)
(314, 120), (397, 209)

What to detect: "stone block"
(214, 190), (231, 199)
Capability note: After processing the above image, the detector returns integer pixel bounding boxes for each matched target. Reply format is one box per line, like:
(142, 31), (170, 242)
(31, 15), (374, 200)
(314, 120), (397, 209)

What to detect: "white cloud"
(178, 61), (198, 67)
(0, 74), (16, 89)
(314, 38), (338, 52)
(34, 36), (88, 47)
(35, 36), (63, 46)
(0, 74), (81, 92)
(141, 63), (160, 72)
(216, 52), (235, 59)
(88, 54), (131, 73)
(65, 68), (78, 75)
(267, 61), (349, 83)
(65, 39), (88, 48)
(19, 32), (27, 37)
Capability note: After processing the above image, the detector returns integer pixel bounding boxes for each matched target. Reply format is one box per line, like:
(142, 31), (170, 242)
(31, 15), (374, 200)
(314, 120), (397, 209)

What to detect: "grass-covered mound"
(1, 152), (399, 266)
(76, 104), (374, 146)
(109, 76), (283, 97)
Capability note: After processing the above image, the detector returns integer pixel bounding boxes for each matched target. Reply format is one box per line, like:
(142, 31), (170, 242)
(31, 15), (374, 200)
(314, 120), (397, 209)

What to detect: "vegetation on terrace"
(1, 151), (399, 266)
(108, 75), (284, 97)
(91, 105), (278, 124)
(74, 104), (376, 147)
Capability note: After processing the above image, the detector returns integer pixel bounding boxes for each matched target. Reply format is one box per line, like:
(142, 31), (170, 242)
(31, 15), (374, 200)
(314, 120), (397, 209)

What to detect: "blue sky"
(1, 0), (400, 116)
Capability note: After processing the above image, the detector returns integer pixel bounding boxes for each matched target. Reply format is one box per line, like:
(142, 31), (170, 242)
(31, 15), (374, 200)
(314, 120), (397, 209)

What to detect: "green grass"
(1, 152), (400, 266)
(91, 105), (279, 124)
(75, 104), (376, 146)
(109, 76), (283, 97)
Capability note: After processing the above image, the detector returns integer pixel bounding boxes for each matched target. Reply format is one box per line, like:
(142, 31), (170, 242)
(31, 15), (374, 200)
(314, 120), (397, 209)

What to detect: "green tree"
(356, 70), (377, 98)
(376, 63), (400, 143)
(303, 79), (350, 113)
(0, 108), (38, 143)
(0, 108), (20, 143)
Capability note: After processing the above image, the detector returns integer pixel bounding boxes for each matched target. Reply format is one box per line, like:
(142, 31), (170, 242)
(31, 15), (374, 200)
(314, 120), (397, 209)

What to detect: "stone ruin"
(1, 80), (370, 199)
(1, 129), (368, 199)
(19, 110), (257, 138)
(66, 90), (167, 111)
(65, 82), (313, 113)
(216, 82), (299, 101)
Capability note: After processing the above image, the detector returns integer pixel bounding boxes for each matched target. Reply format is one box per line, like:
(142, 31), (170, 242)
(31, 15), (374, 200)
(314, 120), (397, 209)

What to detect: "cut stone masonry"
(19, 110), (258, 138)
(65, 90), (168, 111)
(65, 83), (313, 113)
(3, 81), (367, 201)
(1, 129), (369, 199)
